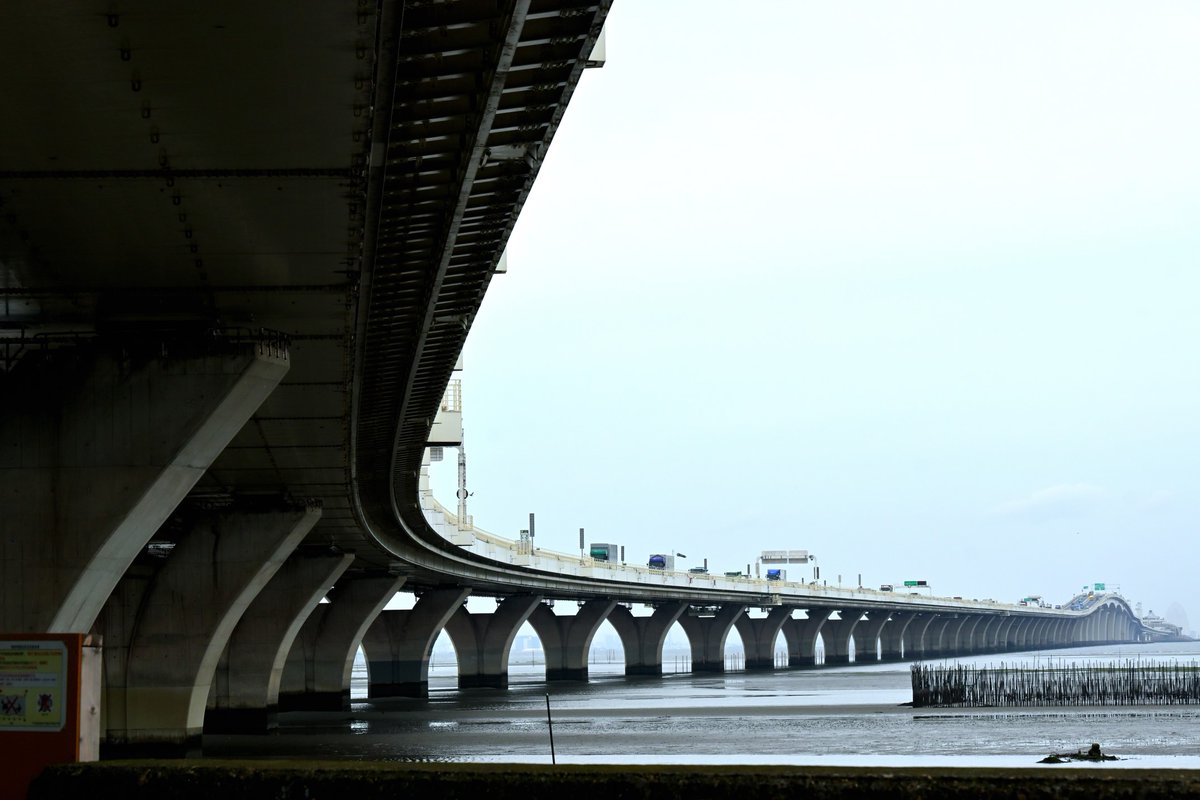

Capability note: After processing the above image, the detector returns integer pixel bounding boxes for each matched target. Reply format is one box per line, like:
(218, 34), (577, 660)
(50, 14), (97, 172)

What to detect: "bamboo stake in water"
(545, 693), (556, 765)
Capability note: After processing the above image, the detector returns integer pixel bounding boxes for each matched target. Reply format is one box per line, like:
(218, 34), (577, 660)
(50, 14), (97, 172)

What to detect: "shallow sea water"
(205, 642), (1200, 768)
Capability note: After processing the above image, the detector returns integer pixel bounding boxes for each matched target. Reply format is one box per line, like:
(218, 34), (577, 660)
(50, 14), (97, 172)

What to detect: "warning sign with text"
(0, 640), (66, 731)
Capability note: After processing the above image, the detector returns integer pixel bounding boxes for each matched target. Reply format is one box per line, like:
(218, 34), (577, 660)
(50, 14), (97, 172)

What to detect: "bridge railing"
(417, 474), (1052, 613)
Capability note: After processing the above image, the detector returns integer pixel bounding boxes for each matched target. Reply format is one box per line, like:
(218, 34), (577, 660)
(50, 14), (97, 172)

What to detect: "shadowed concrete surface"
(30, 762), (1200, 800)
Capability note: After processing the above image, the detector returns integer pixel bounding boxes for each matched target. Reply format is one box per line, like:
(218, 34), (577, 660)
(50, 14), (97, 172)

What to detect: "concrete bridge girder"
(607, 602), (688, 677)
(279, 575), (404, 710)
(206, 549), (355, 734)
(524, 599), (618, 682)
(361, 587), (473, 699)
(677, 605), (747, 672)
(98, 504), (319, 752)
(444, 595), (542, 689)
(1, 346), (290, 634)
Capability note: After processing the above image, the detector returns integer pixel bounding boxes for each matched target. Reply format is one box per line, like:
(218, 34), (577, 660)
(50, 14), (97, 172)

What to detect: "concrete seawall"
(29, 761), (1200, 799)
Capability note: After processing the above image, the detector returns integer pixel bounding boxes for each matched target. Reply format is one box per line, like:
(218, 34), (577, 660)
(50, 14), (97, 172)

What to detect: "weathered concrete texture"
(101, 504), (321, 752)
(30, 762), (1200, 800)
(278, 575), (404, 711)
(607, 602), (686, 677)
(677, 605), (746, 672)
(443, 596), (542, 690)
(0, 345), (289, 633)
(526, 599), (617, 684)
(736, 607), (792, 670)
(207, 550), (355, 733)
(361, 588), (471, 698)
(782, 609), (833, 667)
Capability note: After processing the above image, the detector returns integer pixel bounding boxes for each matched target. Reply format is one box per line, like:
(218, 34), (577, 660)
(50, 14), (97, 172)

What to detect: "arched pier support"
(607, 602), (687, 676)
(736, 607), (794, 670)
(443, 595), (542, 690)
(361, 588), (472, 698)
(677, 605), (747, 672)
(279, 575), (403, 711)
(1, 344), (289, 633)
(206, 548), (354, 733)
(526, 599), (618, 682)
(98, 502), (319, 754)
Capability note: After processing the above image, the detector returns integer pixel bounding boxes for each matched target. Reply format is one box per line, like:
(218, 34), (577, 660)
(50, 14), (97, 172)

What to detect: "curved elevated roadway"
(0, 0), (1163, 750)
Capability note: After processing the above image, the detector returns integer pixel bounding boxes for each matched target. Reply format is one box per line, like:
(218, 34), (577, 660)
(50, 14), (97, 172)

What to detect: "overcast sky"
(429, 1), (1200, 631)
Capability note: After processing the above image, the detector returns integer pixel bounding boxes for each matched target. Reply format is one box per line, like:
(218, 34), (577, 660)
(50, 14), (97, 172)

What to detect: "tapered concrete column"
(955, 618), (984, 652)
(996, 616), (1020, 651)
(2, 344), (289, 633)
(607, 602), (687, 677)
(526, 599), (617, 682)
(879, 612), (917, 661)
(361, 588), (472, 698)
(279, 574), (404, 710)
(99, 503), (319, 754)
(205, 549), (354, 733)
(921, 615), (958, 658)
(1011, 617), (1035, 650)
(735, 607), (793, 670)
(852, 612), (892, 663)
(976, 615), (1003, 653)
(677, 605), (747, 672)
(1031, 617), (1054, 647)
(781, 608), (834, 667)
(952, 615), (982, 655)
(821, 613), (863, 665)
(901, 614), (935, 660)
(441, 595), (541, 689)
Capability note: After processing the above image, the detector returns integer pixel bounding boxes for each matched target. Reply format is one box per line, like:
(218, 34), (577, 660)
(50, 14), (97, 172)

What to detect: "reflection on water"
(205, 642), (1200, 768)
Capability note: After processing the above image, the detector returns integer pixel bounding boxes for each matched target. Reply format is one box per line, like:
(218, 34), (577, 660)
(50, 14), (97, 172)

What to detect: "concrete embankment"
(28, 761), (1200, 799)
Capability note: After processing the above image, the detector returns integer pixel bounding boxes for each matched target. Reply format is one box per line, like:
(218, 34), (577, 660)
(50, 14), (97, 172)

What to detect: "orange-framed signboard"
(0, 634), (101, 800)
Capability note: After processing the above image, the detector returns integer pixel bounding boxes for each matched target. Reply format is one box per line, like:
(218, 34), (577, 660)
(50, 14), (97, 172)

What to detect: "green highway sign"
(903, 581), (918, 587)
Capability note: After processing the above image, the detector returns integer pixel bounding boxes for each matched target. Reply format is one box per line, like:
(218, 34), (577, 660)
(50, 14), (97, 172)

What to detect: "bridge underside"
(0, 0), (1158, 756)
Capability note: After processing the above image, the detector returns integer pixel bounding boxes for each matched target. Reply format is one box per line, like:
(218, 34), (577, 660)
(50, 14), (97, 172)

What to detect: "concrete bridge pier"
(1, 344), (289, 634)
(278, 575), (404, 711)
(995, 616), (1020, 652)
(919, 614), (961, 659)
(903, 614), (939, 660)
(607, 602), (688, 676)
(735, 607), (793, 670)
(781, 608), (834, 667)
(360, 588), (472, 698)
(677, 605), (747, 672)
(443, 595), (542, 689)
(967, 614), (998, 655)
(205, 549), (354, 733)
(966, 614), (996, 654)
(820, 612), (864, 665)
(526, 599), (617, 682)
(97, 503), (319, 754)
(879, 612), (917, 662)
(851, 612), (892, 663)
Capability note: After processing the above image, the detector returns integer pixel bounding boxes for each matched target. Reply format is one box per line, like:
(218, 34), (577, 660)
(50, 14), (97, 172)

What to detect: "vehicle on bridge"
(589, 543), (619, 562)
(648, 554), (674, 570)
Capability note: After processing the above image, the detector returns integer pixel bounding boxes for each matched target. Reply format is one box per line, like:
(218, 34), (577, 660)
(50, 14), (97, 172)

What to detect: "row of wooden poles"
(911, 661), (1200, 707)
